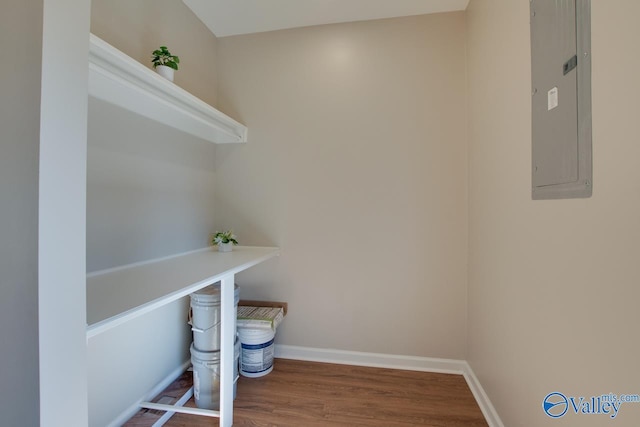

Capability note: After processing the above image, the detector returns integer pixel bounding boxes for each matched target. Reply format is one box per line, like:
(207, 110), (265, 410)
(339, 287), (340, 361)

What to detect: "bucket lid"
(191, 282), (239, 304)
(190, 342), (221, 362)
(238, 327), (276, 342)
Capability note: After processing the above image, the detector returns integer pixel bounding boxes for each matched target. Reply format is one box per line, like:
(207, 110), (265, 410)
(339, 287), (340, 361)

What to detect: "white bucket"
(190, 339), (240, 410)
(190, 283), (240, 351)
(238, 328), (275, 378)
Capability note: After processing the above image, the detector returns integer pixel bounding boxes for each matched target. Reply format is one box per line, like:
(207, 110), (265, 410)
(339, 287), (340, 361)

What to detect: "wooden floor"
(125, 359), (488, 427)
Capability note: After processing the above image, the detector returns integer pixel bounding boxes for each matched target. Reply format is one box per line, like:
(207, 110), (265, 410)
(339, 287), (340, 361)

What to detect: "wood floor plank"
(124, 359), (488, 427)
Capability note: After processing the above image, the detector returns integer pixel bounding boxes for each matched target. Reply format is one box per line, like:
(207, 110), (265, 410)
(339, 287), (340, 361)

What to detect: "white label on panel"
(547, 87), (559, 110)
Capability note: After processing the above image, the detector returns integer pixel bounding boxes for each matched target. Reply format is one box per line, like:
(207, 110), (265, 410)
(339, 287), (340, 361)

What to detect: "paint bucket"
(238, 328), (275, 378)
(190, 283), (240, 351)
(190, 339), (240, 410)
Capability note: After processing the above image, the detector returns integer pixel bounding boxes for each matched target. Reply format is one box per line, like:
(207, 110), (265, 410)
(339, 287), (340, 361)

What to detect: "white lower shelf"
(86, 246), (280, 338)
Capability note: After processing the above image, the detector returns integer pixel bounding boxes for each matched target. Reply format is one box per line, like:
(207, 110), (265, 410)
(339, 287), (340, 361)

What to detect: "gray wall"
(89, 0), (221, 271)
(87, 1), (219, 424)
(0, 0), (42, 425)
(86, 99), (217, 272)
(216, 12), (469, 358)
(467, 0), (640, 425)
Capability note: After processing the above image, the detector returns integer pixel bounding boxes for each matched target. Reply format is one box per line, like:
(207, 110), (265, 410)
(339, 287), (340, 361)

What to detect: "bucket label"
(241, 338), (275, 350)
(241, 338), (274, 373)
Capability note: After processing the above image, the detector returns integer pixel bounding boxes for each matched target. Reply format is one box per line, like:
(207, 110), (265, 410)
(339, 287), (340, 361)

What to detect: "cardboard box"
(237, 300), (287, 331)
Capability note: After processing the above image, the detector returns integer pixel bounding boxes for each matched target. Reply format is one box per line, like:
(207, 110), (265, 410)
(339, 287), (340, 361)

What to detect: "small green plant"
(213, 230), (238, 246)
(151, 46), (180, 70)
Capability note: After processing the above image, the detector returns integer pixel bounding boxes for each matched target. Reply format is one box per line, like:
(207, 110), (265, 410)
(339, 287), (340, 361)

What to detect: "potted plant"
(213, 230), (238, 252)
(151, 46), (180, 82)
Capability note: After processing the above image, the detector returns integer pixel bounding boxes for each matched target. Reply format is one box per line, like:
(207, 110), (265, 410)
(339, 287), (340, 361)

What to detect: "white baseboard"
(275, 344), (467, 374)
(107, 359), (191, 427)
(461, 362), (505, 427)
(275, 344), (504, 427)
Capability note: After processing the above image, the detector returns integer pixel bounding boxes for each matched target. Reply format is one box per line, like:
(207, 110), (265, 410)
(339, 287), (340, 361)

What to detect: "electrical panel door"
(530, 0), (591, 199)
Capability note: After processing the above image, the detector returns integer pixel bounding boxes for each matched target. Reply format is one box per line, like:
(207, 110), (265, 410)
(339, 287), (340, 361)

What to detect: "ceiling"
(182, 0), (470, 37)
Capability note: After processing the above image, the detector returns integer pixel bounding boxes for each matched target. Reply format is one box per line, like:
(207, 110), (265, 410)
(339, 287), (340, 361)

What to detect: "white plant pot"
(155, 65), (174, 82)
(218, 243), (233, 253)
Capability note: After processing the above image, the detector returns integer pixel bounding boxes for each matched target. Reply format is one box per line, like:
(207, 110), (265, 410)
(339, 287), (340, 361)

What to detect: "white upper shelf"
(88, 34), (247, 144)
(86, 246), (280, 338)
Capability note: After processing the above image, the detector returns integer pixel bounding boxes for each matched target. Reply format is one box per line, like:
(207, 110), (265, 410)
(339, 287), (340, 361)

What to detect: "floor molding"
(275, 344), (504, 427)
(107, 359), (191, 427)
(461, 362), (505, 427)
(275, 344), (467, 374)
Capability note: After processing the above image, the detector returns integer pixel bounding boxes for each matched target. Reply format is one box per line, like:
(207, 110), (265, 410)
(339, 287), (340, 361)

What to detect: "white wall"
(87, 301), (191, 427)
(38, 0), (91, 425)
(467, 0), (640, 425)
(217, 13), (469, 359)
(0, 1), (43, 425)
(87, 1), (219, 424)
(3, 1), (91, 425)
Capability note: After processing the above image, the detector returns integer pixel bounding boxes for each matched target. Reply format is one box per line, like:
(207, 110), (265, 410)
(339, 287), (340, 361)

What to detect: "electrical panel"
(530, 0), (592, 199)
